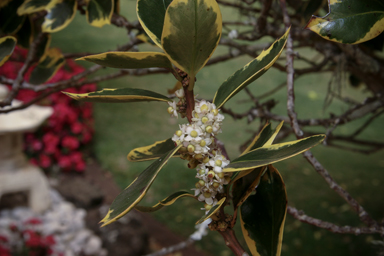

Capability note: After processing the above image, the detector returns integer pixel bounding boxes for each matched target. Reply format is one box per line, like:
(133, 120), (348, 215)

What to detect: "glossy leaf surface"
(213, 29), (289, 109)
(63, 88), (171, 103)
(77, 51), (173, 69)
(306, 0), (384, 44)
(240, 165), (287, 256)
(42, 0), (77, 33)
(17, 0), (52, 15)
(86, 0), (113, 27)
(196, 197), (226, 224)
(0, 0), (25, 35)
(128, 138), (181, 162)
(162, 0), (222, 88)
(232, 166), (266, 212)
(135, 191), (196, 212)
(137, 0), (172, 48)
(0, 36), (17, 67)
(224, 135), (325, 172)
(29, 48), (64, 85)
(100, 145), (181, 226)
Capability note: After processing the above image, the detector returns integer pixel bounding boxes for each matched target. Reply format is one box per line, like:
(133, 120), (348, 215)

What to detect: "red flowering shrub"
(0, 47), (96, 173)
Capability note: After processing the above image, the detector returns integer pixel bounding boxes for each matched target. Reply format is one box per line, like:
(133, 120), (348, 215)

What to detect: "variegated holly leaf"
(240, 165), (287, 256)
(162, 0), (222, 89)
(135, 191), (196, 212)
(17, 0), (53, 15)
(15, 17), (33, 49)
(35, 34), (51, 59)
(42, 0), (77, 33)
(0, 36), (17, 67)
(306, 0), (384, 44)
(0, 0), (25, 35)
(127, 138), (180, 162)
(196, 197), (226, 224)
(100, 145), (181, 226)
(77, 51), (173, 70)
(224, 135), (325, 172)
(136, 0), (172, 48)
(232, 166), (266, 213)
(63, 88), (171, 103)
(29, 48), (65, 85)
(230, 121), (283, 184)
(86, 0), (114, 28)
(213, 29), (290, 109)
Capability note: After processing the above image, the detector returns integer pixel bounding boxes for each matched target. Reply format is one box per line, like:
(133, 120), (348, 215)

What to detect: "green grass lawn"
(51, 3), (384, 255)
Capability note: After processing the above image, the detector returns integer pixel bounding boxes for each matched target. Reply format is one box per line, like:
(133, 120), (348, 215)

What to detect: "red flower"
(62, 136), (79, 150)
(39, 155), (52, 168)
(25, 218), (42, 225)
(71, 122), (83, 134)
(75, 159), (86, 172)
(31, 140), (43, 151)
(58, 155), (72, 170)
(43, 133), (59, 154)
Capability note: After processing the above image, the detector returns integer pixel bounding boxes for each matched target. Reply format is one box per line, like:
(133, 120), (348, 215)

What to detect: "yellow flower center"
(195, 154), (203, 160)
(204, 192), (211, 198)
(217, 172), (225, 179)
(205, 126), (213, 133)
(213, 182), (220, 188)
(200, 140), (206, 147)
(212, 109), (219, 116)
(190, 130), (198, 137)
(199, 169), (205, 175)
(167, 107), (174, 114)
(198, 180), (205, 186)
(203, 156), (210, 163)
(207, 171), (215, 178)
(204, 204), (212, 210)
(215, 160), (222, 166)
(201, 104), (208, 111)
(187, 144), (195, 153)
(201, 117), (209, 123)
(175, 130), (182, 137)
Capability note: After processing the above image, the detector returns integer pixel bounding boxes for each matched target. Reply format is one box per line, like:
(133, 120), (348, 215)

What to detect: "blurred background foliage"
(46, 0), (384, 255)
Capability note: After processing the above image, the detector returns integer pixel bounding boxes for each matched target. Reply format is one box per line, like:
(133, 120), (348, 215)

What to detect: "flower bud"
(199, 169), (205, 175)
(207, 170), (215, 179)
(195, 154), (203, 160)
(175, 130), (183, 137)
(204, 204), (213, 211)
(167, 107), (174, 114)
(187, 144), (195, 153)
(195, 182), (201, 188)
(203, 192), (211, 198)
(188, 159), (198, 169)
(205, 126), (213, 133)
(212, 109), (219, 116)
(217, 172), (225, 179)
(213, 182), (220, 189)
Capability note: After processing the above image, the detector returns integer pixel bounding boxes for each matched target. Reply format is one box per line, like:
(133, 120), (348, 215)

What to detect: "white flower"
(175, 88), (185, 98)
(184, 124), (203, 142)
(167, 101), (178, 118)
(208, 153), (230, 173)
(195, 100), (212, 114)
(228, 29), (238, 39)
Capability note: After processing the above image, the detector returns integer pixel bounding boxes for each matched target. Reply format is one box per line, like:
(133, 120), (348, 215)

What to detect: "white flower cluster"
(169, 90), (231, 212)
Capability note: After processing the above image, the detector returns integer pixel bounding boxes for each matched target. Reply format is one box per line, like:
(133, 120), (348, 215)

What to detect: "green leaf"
(136, 0), (172, 48)
(15, 16), (33, 49)
(240, 165), (287, 256)
(213, 29), (290, 109)
(0, 36), (17, 67)
(196, 197), (226, 224)
(17, 0), (53, 15)
(162, 0), (222, 89)
(29, 48), (65, 85)
(135, 191), (196, 212)
(127, 138), (180, 162)
(35, 34), (51, 59)
(305, 0), (384, 44)
(100, 145), (181, 226)
(230, 121), (283, 184)
(224, 135), (325, 172)
(63, 88), (172, 103)
(242, 121), (284, 155)
(232, 166), (266, 212)
(77, 51), (173, 70)
(42, 0), (77, 33)
(86, 0), (113, 28)
(0, 0), (25, 35)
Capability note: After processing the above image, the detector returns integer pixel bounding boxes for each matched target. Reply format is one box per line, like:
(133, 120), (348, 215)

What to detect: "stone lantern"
(0, 85), (53, 212)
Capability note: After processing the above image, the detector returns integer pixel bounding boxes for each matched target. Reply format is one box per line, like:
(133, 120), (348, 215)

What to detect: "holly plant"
(63, 0), (325, 255)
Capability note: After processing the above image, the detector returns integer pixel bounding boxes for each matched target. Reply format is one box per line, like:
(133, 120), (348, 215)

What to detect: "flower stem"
(218, 229), (248, 256)
(183, 85), (195, 123)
